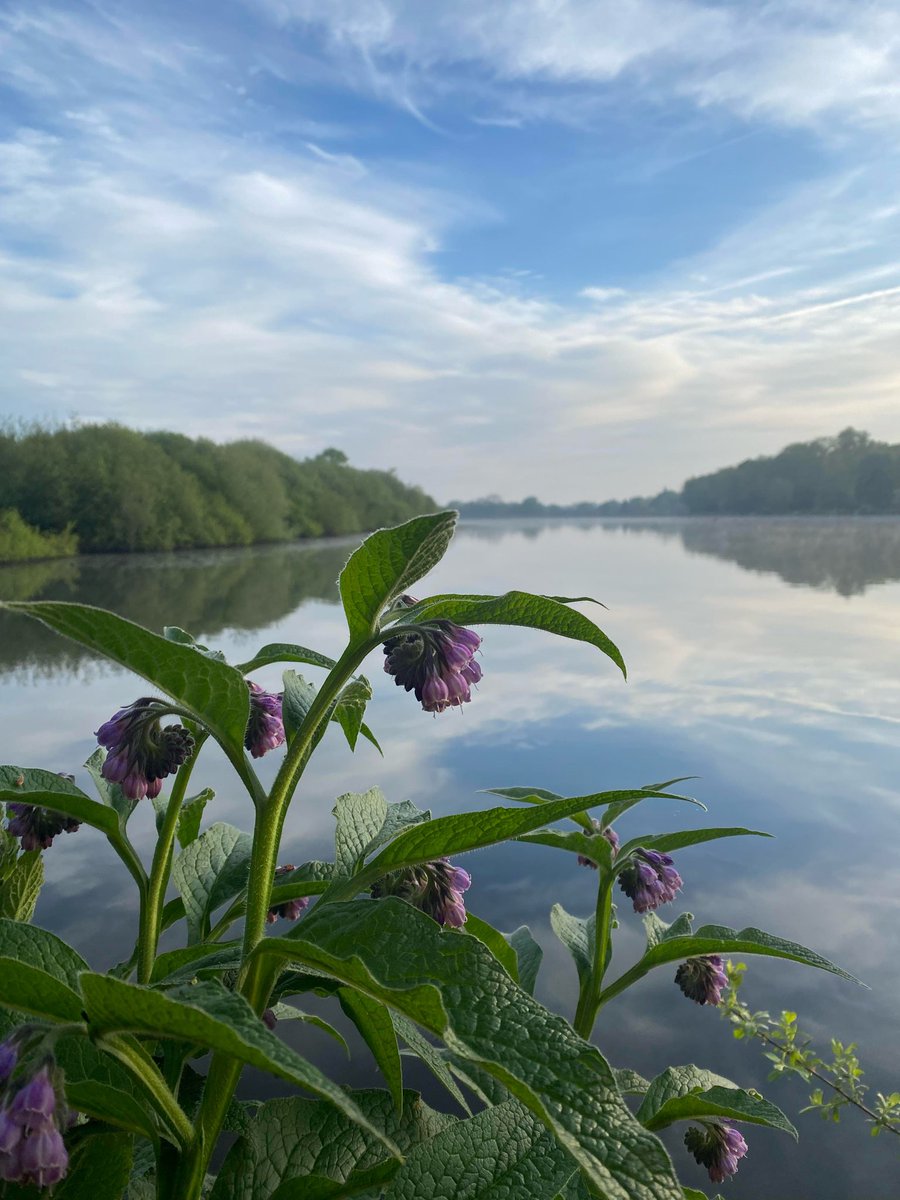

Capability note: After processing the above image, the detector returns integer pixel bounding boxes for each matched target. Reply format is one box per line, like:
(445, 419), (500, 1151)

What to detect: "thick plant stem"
(136, 742), (203, 985)
(573, 872), (615, 1040)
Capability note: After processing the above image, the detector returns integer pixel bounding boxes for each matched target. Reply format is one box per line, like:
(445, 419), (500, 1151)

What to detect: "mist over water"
(1, 517), (898, 1199)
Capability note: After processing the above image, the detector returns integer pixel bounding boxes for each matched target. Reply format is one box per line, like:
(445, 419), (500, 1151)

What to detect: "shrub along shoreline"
(0, 424), (435, 563)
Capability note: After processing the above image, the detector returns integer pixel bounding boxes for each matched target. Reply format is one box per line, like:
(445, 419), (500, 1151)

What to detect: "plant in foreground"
(0, 511), (878, 1200)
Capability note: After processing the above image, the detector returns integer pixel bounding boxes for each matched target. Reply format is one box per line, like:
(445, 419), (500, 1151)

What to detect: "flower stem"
(574, 871), (615, 1039)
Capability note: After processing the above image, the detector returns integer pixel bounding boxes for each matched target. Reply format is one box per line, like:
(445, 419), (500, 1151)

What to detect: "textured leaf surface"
(150, 942), (242, 985)
(392, 1012), (472, 1114)
(333, 788), (389, 877)
(260, 900), (682, 1200)
(339, 511), (458, 643)
(282, 670), (318, 741)
(363, 799), (431, 858)
(331, 677), (374, 752)
(0, 766), (119, 837)
(177, 789), (215, 847)
(0, 602), (250, 753)
(84, 746), (139, 825)
(463, 915), (520, 982)
(507, 926), (543, 995)
(0, 957), (84, 1021)
(54, 1131), (133, 1200)
(616, 828), (770, 861)
(0, 917), (88, 986)
(338, 988), (403, 1111)
(172, 822), (252, 943)
(0, 848), (43, 922)
(550, 905), (594, 988)
(56, 1035), (160, 1140)
(396, 591), (625, 676)
(209, 1091), (453, 1200)
(386, 1102), (577, 1200)
(237, 642), (337, 674)
(79, 975), (398, 1154)
(636, 1066), (796, 1138)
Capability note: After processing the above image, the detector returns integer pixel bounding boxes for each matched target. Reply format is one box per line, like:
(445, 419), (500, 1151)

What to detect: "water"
(1, 517), (898, 1198)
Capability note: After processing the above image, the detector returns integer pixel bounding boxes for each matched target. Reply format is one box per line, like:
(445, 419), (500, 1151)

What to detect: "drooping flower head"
(6, 805), (80, 853)
(383, 600), (482, 713)
(577, 818), (620, 868)
(266, 864), (310, 924)
(245, 682), (285, 759)
(684, 1122), (748, 1183)
(0, 1055), (69, 1189)
(371, 858), (471, 927)
(675, 955), (729, 1006)
(617, 848), (683, 913)
(96, 698), (194, 800)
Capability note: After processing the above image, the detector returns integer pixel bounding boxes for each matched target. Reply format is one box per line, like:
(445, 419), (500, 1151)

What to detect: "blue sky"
(1, 1), (899, 502)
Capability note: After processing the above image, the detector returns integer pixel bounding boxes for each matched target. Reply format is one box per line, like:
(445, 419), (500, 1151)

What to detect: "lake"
(1, 516), (899, 1198)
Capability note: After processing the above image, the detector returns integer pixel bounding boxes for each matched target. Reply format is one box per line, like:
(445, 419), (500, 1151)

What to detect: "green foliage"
(0, 508), (77, 564)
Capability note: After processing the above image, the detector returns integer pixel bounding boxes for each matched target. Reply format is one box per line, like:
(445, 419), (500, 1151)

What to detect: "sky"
(1, 1), (899, 503)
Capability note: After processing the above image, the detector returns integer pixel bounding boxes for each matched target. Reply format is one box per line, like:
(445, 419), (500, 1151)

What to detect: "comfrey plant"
(0, 512), (864, 1200)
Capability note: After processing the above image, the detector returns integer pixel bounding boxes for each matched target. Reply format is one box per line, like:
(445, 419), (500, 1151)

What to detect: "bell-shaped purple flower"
(5, 804), (80, 853)
(0, 1062), (69, 1188)
(577, 819), (620, 868)
(266, 864), (310, 924)
(245, 682), (285, 758)
(8, 1067), (56, 1128)
(383, 619), (482, 713)
(372, 858), (471, 927)
(675, 955), (729, 1006)
(617, 848), (683, 913)
(96, 698), (194, 800)
(684, 1122), (748, 1183)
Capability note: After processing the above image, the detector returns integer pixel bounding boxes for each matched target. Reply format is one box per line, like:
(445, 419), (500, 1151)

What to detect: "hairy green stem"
(573, 871), (615, 1039)
(101, 1034), (194, 1149)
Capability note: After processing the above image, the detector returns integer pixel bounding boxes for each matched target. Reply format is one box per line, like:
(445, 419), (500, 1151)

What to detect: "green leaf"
(614, 1068), (651, 1097)
(385, 1101), (577, 1200)
(53, 1131), (134, 1200)
(162, 625), (227, 662)
(333, 788), (389, 877)
(339, 511), (458, 644)
(486, 785), (706, 832)
(463, 914), (520, 982)
(486, 787), (564, 803)
(363, 799), (431, 858)
(643, 912), (695, 951)
(0, 957), (84, 1021)
(550, 905), (594, 989)
(264, 1004), (349, 1054)
(258, 900), (683, 1200)
(338, 988), (404, 1111)
(331, 676), (374, 752)
(0, 767), (120, 838)
(395, 591), (626, 677)
(601, 917), (861, 1004)
(79, 975), (400, 1156)
(0, 917), (88, 986)
(507, 926), (543, 996)
(0, 848), (43, 922)
(0, 602), (251, 755)
(282, 670), (318, 742)
(209, 1091), (454, 1200)
(150, 942), (242, 985)
(84, 747), (138, 825)
(635, 1066), (797, 1139)
(601, 790), (707, 828)
(323, 790), (676, 904)
(236, 642), (337, 675)
(518, 828), (613, 870)
(172, 822), (252, 944)
(56, 1035), (160, 1141)
(392, 1012), (472, 1114)
(177, 789), (215, 848)
(616, 828), (771, 861)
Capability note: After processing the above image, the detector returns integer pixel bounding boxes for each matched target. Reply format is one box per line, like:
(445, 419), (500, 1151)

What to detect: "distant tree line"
(455, 429), (900, 520)
(0, 423), (435, 561)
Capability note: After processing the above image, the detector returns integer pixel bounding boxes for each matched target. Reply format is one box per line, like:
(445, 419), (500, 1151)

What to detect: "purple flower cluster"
(266, 864), (310, 924)
(675, 955), (729, 1006)
(577, 819), (620, 868)
(96, 698), (194, 800)
(372, 858), (472, 927)
(0, 1049), (69, 1189)
(684, 1122), (749, 1183)
(617, 848), (683, 913)
(6, 805), (80, 853)
(245, 682), (285, 759)
(383, 617), (482, 713)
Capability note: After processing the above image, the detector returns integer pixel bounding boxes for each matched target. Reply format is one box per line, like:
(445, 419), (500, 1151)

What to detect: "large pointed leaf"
(615, 828), (770, 861)
(507, 926), (543, 995)
(333, 787), (389, 877)
(635, 1066), (796, 1138)
(331, 677), (375, 752)
(209, 1091), (453, 1200)
(0, 917), (88, 985)
(0, 846), (43, 922)
(550, 905), (594, 989)
(79, 975), (400, 1156)
(53, 1131), (134, 1200)
(338, 988), (403, 1112)
(392, 1012), (472, 1114)
(282, 670), (318, 741)
(256, 900), (683, 1200)
(237, 642), (337, 675)
(172, 822), (252, 943)
(339, 511), (458, 644)
(0, 601), (250, 754)
(0, 767), (119, 838)
(386, 1102), (577, 1200)
(84, 747), (139, 825)
(56, 1035), (160, 1141)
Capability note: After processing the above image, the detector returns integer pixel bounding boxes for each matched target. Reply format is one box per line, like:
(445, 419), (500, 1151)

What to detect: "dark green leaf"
(616, 828), (771, 861)
(614, 1068), (651, 1097)
(0, 849), (43, 922)
(56, 1035), (160, 1141)
(0, 602), (250, 754)
(209, 1090), (453, 1200)
(0, 917), (88, 986)
(643, 912), (695, 951)
(176, 788), (215, 848)
(333, 788), (389, 877)
(386, 1102), (577, 1200)
(150, 943), (242, 986)
(0, 957), (84, 1021)
(338, 988), (404, 1111)
(84, 747), (139, 825)
(0, 767), (119, 838)
(331, 677), (374, 752)
(53, 1131), (133, 1200)
(236, 642), (337, 675)
(550, 905), (594, 989)
(258, 900), (683, 1200)
(363, 799), (431, 858)
(636, 1066), (797, 1138)
(394, 591), (625, 677)
(264, 1004), (349, 1053)
(339, 511), (458, 644)
(282, 670), (318, 742)
(519, 828), (613, 870)
(463, 914), (520, 982)
(172, 822), (252, 944)
(79, 975), (400, 1155)
(506, 926), (543, 995)
(392, 1013), (472, 1114)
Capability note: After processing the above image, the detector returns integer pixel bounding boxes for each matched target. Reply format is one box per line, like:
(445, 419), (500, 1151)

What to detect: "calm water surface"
(1, 518), (899, 1199)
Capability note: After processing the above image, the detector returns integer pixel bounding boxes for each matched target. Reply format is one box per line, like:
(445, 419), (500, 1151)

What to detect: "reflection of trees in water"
(458, 516), (900, 596)
(0, 540), (350, 678)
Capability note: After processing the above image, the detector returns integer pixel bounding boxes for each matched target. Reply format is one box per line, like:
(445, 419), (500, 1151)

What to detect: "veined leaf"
(550, 905), (594, 989)
(615, 828), (771, 861)
(56, 1035), (160, 1141)
(392, 1012), (472, 1114)
(636, 1066), (796, 1138)
(507, 926), (543, 995)
(172, 822), (252, 944)
(0, 849), (43, 922)
(282, 670), (317, 742)
(84, 747), (138, 825)
(333, 788), (388, 877)
(53, 1131), (134, 1200)
(236, 642), (337, 675)
(150, 942), (242, 986)
(338, 988), (404, 1112)
(0, 767), (119, 838)
(0, 917), (88, 986)
(0, 602), (250, 755)
(463, 914), (520, 982)
(331, 676), (375, 752)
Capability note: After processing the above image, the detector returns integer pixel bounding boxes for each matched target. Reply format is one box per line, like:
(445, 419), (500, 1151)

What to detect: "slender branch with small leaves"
(0, 512), (885, 1200)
